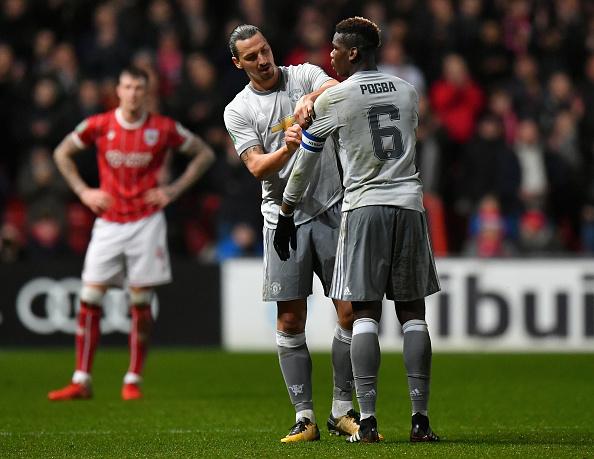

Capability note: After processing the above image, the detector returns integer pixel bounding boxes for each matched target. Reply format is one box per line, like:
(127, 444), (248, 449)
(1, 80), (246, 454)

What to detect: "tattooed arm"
(54, 133), (113, 214)
(240, 124), (302, 180)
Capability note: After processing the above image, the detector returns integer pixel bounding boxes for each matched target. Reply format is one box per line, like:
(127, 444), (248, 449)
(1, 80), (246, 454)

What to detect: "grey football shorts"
(263, 201), (341, 302)
(330, 206), (440, 302)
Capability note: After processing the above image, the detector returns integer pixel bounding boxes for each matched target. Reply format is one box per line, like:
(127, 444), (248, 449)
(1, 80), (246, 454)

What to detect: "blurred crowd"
(1, 0), (594, 262)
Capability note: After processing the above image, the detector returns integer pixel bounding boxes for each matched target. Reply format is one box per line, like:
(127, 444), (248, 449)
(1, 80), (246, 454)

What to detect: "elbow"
(251, 163), (275, 181)
(245, 159), (269, 180)
(244, 156), (274, 180)
(204, 147), (216, 166)
(53, 147), (64, 164)
(251, 167), (268, 181)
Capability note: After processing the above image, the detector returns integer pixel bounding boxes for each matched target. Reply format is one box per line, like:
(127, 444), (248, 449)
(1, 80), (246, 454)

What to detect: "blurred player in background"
(224, 25), (359, 442)
(48, 65), (215, 401)
(276, 17), (441, 443)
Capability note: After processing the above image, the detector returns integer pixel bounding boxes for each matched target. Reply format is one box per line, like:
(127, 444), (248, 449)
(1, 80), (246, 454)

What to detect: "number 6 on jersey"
(367, 104), (404, 161)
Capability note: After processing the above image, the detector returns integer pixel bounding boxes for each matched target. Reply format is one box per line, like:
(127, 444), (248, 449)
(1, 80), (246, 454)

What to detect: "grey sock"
(332, 324), (354, 403)
(402, 319), (432, 415)
(276, 331), (313, 412)
(351, 318), (380, 417)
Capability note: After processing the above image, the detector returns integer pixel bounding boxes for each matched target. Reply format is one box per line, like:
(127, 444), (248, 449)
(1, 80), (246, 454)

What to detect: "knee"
(395, 298), (426, 325)
(277, 312), (306, 334)
(80, 285), (106, 307)
(129, 289), (153, 306)
(277, 300), (306, 333)
(352, 301), (382, 323)
(334, 300), (354, 330)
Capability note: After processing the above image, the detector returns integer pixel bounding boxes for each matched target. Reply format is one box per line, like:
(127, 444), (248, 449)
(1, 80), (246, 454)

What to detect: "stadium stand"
(2, 0), (594, 260)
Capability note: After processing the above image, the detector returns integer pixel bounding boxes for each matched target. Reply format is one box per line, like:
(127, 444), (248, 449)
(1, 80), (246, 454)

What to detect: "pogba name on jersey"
(360, 81), (397, 95)
(105, 150), (153, 168)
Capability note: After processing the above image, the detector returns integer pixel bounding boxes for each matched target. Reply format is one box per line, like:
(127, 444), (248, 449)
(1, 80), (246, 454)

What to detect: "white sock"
(123, 372), (142, 384)
(72, 370), (91, 385)
(332, 399), (354, 418)
(360, 412), (374, 420)
(296, 409), (315, 423)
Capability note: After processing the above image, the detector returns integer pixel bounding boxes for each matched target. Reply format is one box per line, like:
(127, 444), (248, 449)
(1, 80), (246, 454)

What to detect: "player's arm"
(166, 135), (215, 199)
(293, 79), (339, 128)
(240, 123), (302, 180)
(273, 139), (323, 261)
(274, 91), (338, 260)
(281, 137), (324, 215)
(283, 90), (338, 213)
(53, 133), (112, 214)
(145, 135), (215, 208)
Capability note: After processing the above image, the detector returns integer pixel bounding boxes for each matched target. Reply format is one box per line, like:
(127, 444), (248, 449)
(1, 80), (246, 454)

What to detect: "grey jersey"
(224, 64), (343, 228)
(284, 70), (423, 213)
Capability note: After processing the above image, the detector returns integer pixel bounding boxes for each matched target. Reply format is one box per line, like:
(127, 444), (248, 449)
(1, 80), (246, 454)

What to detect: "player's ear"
(349, 47), (359, 63)
(232, 56), (242, 69)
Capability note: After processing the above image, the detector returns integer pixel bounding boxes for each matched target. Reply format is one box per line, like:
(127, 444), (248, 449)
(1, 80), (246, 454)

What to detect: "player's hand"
(144, 187), (174, 208)
(284, 124), (302, 155)
(273, 212), (297, 261)
(80, 188), (113, 215)
(294, 95), (315, 129)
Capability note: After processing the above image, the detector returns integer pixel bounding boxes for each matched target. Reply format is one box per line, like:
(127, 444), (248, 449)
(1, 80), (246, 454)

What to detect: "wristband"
(279, 208), (294, 218)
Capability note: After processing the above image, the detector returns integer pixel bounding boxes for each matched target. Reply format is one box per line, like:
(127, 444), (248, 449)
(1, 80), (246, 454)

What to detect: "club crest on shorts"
(270, 281), (282, 296)
(143, 129), (159, 146)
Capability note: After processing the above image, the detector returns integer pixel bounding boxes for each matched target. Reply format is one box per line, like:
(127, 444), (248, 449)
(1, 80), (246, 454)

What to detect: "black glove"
(273, 212), (297, 261)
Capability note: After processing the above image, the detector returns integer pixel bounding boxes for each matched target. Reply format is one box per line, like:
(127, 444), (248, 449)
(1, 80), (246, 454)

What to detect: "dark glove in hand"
(273, 213), (297, 261)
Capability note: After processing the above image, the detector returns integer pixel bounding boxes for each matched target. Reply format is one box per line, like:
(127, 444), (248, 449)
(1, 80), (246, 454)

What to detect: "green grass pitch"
(0, 350), (593, 457)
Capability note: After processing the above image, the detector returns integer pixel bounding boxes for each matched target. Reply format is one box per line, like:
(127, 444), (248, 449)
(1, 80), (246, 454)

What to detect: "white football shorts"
(82, 211), (171, 287)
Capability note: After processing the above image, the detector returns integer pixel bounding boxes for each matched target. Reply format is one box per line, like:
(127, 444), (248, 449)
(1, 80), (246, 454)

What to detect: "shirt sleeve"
(223, 105), (261, 156)
(71, 115), (101, 148)
(168, 120), (194, 152)
(412, 87), (419, 130)
(296, 63), (333, 93)
(283, 90), (339, 206)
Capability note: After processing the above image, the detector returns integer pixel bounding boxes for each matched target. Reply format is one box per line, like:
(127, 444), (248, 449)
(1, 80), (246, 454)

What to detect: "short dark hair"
(119, 65), (149, 83)
(229, 24), (261, 58)
(335, 16), (381, 52)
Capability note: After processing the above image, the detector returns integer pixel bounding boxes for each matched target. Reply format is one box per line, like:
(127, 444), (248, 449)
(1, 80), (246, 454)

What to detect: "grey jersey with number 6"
(224, 64), (343, 228)
(284, 70), (423, 212)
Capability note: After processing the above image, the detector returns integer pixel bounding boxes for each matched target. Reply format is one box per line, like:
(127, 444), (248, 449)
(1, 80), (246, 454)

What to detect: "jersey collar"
(347, 70), (381, 80)
(115, 108), (148, 130)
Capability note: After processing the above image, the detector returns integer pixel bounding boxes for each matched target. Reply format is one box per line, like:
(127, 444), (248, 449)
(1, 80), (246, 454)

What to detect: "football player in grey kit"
(275, 17), (441, 443)
(223, 25), (360, 443)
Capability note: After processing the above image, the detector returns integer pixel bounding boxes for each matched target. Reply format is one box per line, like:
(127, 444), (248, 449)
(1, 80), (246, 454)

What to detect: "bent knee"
(334, 300), (354, 330)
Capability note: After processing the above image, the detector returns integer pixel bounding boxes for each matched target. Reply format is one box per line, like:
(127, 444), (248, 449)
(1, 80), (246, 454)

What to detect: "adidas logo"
(410, 388), (422, 397)
(364, 389), (376, 398)
(343, 286), (352, 296)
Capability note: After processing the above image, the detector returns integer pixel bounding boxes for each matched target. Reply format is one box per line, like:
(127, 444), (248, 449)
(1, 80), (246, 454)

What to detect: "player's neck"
(119, 107), (146, 124)
(348, 59), (378, 77)
(115, 107), (148, 130)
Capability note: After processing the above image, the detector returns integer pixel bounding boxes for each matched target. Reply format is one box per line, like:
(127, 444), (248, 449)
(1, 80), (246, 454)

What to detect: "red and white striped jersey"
(72, 108), (192, 223)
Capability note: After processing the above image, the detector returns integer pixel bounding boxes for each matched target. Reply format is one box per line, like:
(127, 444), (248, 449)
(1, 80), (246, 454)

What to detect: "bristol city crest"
(143, 129), (159, 146)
